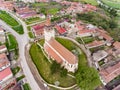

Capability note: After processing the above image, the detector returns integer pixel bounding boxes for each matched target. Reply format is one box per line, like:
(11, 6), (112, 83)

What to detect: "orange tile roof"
(113, 41), (120, 50)
(86, 40), (105, 48)
(0, 67), (12, 81)
(44, 38), (78, 64)
(98, 29), (113, 41)
(0, 53), (9, 68)
(100, 62), (120, 83)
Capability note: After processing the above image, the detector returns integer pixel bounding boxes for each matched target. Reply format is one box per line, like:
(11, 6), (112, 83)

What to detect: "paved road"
(0, 20), (40, 90)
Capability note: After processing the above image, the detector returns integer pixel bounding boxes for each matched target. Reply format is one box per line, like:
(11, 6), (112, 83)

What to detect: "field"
(101, 0), (120, 9)
(72, 0), (98, 6)
(0, 10), (19, 26)
(25, 17), (45, 24)
(6, 34), (18, 50)
(0, 10), (24, 34)
(32, 2), (63, 15)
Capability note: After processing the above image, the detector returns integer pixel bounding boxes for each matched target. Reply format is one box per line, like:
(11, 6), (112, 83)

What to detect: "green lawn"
(23, 83), (31, 90)
(72, 0), (98, 6)
(0, 10), (19, 26)
(101, 0), (120, 9)
(11, 66), (20, 75)
(0, 10), (24, 34)
(6, 34), (18, 50)
(82, 36), (95, 44)
(16, 75), (25, 82)
(28, 32), (34, 38)
(12, 25), (24, 34)
(32, 2), (63, 15)
(25, 17), (45, 24)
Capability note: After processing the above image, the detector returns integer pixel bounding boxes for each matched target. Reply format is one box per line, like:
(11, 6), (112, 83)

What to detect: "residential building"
(0, 53), (10, 71)
(32, 18), (51, 38)
(100, 61), (120, 85)
(86, 40), (105, 49)
(44, 26), (78, 72)
(0, 45), (7, 54)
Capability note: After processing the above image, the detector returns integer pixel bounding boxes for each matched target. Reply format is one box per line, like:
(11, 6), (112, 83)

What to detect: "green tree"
(50, 61), (60, 74)
(75, 66), (101, 90)
(60, 68), (67, 77)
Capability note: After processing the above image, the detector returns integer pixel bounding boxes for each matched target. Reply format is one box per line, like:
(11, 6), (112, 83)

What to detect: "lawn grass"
(23, 83), (31, 90)
(0, 10), (24, 34)
(47, 8), (59, 15)
(6, 34), (18, 50)
(16, 75), (25, 82)
(32, 2), (62, 15)
(30, 43), (76, 87)
(12, 25), (24, 34)
(25, 17), (45, 24)
(55, 38), (75, 51)
(73, 0), (98, 6)
(11, 66), (20, 75)
(82, 36), (95, 44)
(0, 10), (19, 26)
(101, 0), (120, 9)
(28, 32), (34, 38)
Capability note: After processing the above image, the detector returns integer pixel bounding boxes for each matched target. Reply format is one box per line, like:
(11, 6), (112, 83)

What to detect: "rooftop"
(100, 61), (120, 83)
(44, 38), (78, 64)
(0, 53), (9, 68)
(0, 67), (12, 81)
(113, 41), (120, 50)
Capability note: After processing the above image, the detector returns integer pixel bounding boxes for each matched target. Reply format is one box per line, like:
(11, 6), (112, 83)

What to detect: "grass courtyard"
(101, 0), (120, 9)
(25, 17), (45, 25)
(6, 34), (18, 51)
(72, 0), (98, 6)
(0, 10), (24, 34)
(31, 2), (63, 15)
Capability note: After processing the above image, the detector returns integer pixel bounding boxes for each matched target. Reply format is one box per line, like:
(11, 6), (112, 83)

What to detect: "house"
(0, 53), (10, 71)
(32, 18), (51, 38)
(32, 24), (44, 38)
(55, 25), (67, 35)
(86, 40), (105, 49)
(44, 26), (78, 72)
(0, 45), (7, 54)
(113, 41), (120, 50)
(97, 29), (113, 46)
(93, 50), (108, 62)
(0, 67), (13, 84)
(100, 61), (120, 85)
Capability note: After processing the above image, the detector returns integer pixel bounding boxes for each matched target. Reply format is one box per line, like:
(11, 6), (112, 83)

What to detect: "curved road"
(0, 19), (41, 90)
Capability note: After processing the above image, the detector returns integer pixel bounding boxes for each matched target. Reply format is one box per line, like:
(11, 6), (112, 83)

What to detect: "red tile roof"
(0, 67), (12, 81)
(113, 41), (120, 50)
(55, 25), (66, 34)
(98, 29), (113, 41)
(100, 62), (120, 83)
(86, 40), (105, 48)
(0, 53), (9, 68)
(44, 38), (78, 64)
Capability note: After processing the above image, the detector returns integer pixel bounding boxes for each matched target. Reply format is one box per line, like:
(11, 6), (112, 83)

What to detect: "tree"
(75, 66), (101, 90)
(60, 68), (67, 77)
(50, 61), (60, 74)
